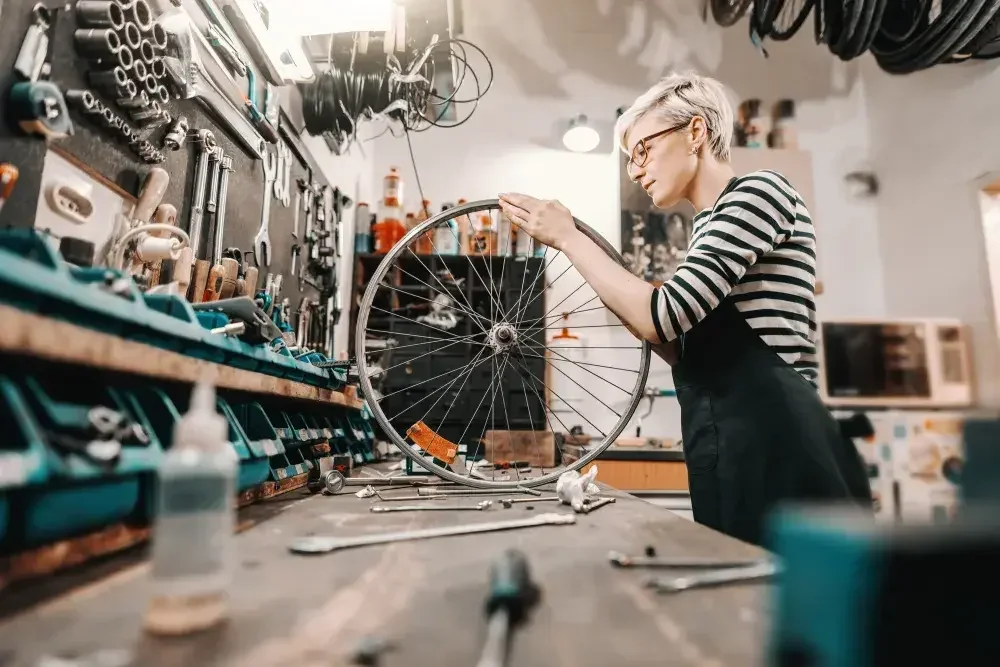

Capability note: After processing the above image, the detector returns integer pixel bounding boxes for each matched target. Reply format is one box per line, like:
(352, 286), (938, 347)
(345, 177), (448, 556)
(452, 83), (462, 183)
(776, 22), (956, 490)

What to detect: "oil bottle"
(373, 167), (405, 253)
(144, 378), (237, 636)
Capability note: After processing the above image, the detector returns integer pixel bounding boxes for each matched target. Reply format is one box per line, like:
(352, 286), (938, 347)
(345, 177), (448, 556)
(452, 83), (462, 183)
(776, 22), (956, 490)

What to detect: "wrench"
(281, 145), (292, 207)
(272, 148), (284, 201)
(370, 500), (494, 513)
(212, 155), (234, 265)
(609, 551), (762, 569)
(578, 497), (616, 514)
(500, 496), (560, 508)
(289, 513), (577, 555)
(253, 147), (278, 267)
(645, 560), (780, 594)
(417, 487), (542, 497)
(187, 130), (217, 258)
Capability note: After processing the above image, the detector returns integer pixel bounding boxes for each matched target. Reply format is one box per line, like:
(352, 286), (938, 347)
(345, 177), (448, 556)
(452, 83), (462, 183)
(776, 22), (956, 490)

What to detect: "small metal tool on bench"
(499, 496), (559, 508)
(645, 560), (780, 594)
(609, 551), (763, 569)
(289, 514), (577, 555)
(370, 500), (493, 513)
(578, 497), (615, 514)
(418, 487), (542, 498)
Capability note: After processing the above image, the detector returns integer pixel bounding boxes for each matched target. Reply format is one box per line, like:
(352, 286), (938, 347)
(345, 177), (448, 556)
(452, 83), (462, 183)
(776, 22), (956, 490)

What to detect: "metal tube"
(119, 21), (141, 49)
(130, 0), (152, 32)
(132, 59), (147, 82)
(87, 66), (129, 92)
(117, 91), (149, 108)
(74, 28), (121, 57)
(155, 85), (170, 105)
(143, 74), (158, 95)
(137, 39), (155, 64)
(148, 21), (168, 50)
(342, 476), (458, 487)
(75, 1), (126, 30)
(150, 57), (166, 79)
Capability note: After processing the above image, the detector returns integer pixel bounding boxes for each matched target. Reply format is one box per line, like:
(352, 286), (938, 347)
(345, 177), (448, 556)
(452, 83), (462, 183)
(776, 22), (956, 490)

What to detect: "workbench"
(0, 484), (771, 666)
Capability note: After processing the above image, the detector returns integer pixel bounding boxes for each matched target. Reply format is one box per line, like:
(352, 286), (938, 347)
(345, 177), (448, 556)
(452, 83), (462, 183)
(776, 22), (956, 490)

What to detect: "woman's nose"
(627, 161), (644, 182)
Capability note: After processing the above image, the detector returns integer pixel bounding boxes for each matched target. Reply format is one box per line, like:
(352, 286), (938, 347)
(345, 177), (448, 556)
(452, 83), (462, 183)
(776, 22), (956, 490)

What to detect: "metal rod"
(417, 487), (543, 497)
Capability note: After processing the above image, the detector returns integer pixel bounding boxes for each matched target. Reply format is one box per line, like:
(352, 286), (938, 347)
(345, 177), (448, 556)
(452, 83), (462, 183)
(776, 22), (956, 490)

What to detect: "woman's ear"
(688, 116), (708, 153)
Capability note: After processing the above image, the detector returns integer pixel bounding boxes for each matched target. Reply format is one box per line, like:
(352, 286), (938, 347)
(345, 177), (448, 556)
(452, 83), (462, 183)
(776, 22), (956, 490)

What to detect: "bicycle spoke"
(364, 331), (482, 353)
(390, 267), (489, 329)
(517, 370), (543, 477)
(516, 348), (640, 375)
(370, 305), (470, 339)
(372, 335), (481, 377)
(508, 352), (595, 436)
(502, 246), (554, 322)
(518, 347), (623, 417)
(385, 350), (491, 420)
(404, 248), (486, 331)
(380, 353), (492, 402)
(410, 347), (487, 433)
(517, 301), (605, 331)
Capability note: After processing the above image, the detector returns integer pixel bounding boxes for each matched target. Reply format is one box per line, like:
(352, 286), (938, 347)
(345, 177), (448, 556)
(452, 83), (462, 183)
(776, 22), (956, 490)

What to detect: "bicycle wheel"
(711, 0), (753, 26)
(356, 200), (652, 489)
(752, 0), (787, 37)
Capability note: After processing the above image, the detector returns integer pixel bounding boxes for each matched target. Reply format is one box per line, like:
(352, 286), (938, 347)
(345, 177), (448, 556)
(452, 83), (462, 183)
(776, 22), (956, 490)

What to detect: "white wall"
(860, 59), (1000, 406)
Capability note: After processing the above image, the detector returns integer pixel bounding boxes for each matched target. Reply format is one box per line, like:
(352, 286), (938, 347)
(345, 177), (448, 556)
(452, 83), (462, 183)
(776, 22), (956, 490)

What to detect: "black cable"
(405, 126), (430, 217)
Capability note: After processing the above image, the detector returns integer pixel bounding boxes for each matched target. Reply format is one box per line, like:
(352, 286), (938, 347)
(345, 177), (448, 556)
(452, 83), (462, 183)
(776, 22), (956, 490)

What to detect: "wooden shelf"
(0, 304), (364, 410)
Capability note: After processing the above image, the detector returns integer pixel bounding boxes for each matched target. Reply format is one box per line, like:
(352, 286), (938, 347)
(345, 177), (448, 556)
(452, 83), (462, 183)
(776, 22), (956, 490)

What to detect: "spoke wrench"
(370, 500), (494, 513)
(289, 513), (576, 555)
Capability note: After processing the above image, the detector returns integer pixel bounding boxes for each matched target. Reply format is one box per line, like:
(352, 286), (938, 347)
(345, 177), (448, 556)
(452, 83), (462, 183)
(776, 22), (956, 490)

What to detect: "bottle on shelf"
(373, 167), (406, 254)
(455, 198), (472, 254)
(435, 202), (459, 255)
(144, 377), (238, 636)
(354, 201), (371, 254)
(414, 198), (434, 254)
(470, 213), (497, 255)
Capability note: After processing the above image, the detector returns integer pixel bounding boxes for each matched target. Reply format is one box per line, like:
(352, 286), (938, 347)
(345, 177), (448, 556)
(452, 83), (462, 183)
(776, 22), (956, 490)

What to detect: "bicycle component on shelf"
(289, 513), (577, 555)
(148, 21), (168, 51)
(253, 148), (278, 267)
(369, 500), (494, 513)
(608, 551), (763, 569)
(187, 130), (217, 259)
(129, 0), (153, 32)
(477, 550), (540, 667)
(76, 1), (127, 31)
(154, 85), (170, 105)
(150, 57), (166, 80)
(74, 28), (121, 57)
(645, 560), (781, 594)
(355, 200), (651, 489)
(163, 115), (188, 150)
(137, 39), (156, 65)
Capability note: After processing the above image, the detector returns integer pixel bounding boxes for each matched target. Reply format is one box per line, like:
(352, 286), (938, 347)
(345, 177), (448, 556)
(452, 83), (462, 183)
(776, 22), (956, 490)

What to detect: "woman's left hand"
(498, 193), (583, 250)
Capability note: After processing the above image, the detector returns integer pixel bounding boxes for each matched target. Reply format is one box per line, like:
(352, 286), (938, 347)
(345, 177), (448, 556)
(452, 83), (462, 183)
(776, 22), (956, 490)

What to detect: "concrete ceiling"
(447, 0), (859, 147)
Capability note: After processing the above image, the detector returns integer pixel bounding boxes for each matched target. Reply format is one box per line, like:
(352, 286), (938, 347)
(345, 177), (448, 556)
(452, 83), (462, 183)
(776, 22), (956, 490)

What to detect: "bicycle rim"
(356, 199), (652, 488)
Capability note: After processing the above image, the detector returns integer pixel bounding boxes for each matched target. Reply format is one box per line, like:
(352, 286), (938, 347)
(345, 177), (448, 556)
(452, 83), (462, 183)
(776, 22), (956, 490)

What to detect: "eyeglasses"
(626, 121), (690, 175)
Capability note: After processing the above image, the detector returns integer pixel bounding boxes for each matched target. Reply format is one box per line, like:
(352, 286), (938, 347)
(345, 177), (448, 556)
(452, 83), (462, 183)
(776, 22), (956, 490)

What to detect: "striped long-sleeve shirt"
(650, 170), (818, 384)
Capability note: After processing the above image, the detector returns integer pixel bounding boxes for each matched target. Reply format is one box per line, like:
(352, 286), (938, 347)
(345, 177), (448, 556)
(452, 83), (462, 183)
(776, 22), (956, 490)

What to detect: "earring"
(689, 146), (700, 156)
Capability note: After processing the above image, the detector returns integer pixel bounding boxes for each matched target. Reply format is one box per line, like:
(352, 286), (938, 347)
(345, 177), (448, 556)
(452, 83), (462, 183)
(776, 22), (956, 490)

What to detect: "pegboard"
(0, 0), (346, 326)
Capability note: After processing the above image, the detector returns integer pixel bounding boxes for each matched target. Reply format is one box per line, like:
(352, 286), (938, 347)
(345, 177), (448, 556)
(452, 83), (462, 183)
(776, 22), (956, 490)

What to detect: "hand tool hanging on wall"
(186, 130), (217, 302)
(253, 147), (278, 268)
(11, 4), (74, 140)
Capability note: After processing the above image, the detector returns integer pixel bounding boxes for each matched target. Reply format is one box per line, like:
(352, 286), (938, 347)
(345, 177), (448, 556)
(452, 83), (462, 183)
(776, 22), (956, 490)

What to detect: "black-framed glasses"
(626, 121), (690, 174)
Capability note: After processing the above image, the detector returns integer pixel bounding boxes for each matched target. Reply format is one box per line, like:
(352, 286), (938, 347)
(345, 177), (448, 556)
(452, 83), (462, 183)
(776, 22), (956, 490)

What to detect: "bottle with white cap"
(144, 376), (238, 636)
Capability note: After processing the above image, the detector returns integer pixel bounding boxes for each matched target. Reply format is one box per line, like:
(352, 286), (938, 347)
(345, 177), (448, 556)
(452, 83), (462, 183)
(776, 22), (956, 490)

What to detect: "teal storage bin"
(0, 377), (51, 548)
(229, 402), (304, 481)
(10, 374), (163, 548)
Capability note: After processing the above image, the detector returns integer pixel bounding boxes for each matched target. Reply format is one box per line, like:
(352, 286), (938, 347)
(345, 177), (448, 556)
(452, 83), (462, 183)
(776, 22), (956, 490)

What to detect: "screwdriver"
(476, 549), (540, 667)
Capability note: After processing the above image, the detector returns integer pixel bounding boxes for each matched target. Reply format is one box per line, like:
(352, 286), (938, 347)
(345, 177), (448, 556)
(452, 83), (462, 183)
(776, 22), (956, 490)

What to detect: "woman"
(499, 72), (872, 546)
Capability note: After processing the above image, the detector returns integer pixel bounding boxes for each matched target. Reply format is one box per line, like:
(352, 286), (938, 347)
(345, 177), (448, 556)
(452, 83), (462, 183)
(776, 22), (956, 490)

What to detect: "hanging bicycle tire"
(836, 0), (883, 60)
(872, 0), (929, 47)
(827, 0), (865, 58)
(767, 0), (816, 41)
(873, 0), (996, 73)
(356, 200), (651, 489)
(711, 0), (753, 27)
(752, 0), (786, 37)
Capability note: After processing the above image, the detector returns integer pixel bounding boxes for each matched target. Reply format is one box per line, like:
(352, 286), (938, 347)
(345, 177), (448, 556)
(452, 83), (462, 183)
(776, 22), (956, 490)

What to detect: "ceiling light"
(562, 115), (600, 153)
(280, 0), (394, 37)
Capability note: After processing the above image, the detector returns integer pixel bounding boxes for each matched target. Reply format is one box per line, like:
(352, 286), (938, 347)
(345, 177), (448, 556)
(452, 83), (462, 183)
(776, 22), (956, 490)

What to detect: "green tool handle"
(485, 549), (540, 625)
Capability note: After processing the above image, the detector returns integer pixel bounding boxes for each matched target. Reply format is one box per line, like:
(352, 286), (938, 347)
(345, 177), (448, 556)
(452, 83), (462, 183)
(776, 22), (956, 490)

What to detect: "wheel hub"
(488, 322), (518, 352)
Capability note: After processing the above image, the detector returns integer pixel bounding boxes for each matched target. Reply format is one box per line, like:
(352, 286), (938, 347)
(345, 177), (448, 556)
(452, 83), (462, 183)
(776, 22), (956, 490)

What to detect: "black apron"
(673, 299), (874, 547)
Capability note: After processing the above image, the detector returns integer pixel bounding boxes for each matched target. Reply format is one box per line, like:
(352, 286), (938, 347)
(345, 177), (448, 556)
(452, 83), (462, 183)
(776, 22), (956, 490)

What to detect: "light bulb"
(562, 116), (600, 153)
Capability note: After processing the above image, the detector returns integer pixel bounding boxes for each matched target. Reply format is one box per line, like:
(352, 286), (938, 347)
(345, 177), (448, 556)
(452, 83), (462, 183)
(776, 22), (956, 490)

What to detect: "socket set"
(66, 88), (165, 163)
(73, 0), (172, 133)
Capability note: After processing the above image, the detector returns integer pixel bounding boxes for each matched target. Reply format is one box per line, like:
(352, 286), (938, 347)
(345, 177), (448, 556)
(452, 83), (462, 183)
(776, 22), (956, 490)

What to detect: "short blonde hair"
(615, 71), (734, 162)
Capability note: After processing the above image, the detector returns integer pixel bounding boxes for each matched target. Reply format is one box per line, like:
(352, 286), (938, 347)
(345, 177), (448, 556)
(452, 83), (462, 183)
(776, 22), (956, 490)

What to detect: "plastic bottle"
(414, 198), (433, 254)
(144, 378), (238, 636)
(145, 380), (238, 635)
(373, 167), (405, 254)
(435, 202), (459, 255)
(354, 202), (371, 254)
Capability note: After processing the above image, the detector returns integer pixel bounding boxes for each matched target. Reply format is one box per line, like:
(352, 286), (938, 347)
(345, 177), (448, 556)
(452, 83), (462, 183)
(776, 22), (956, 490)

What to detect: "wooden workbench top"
(0, 487), (771, 666)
